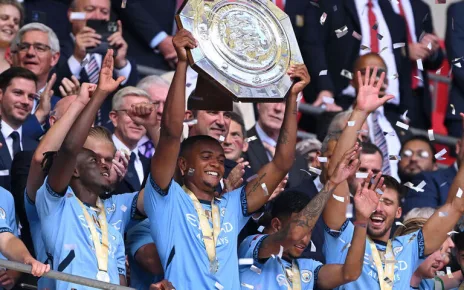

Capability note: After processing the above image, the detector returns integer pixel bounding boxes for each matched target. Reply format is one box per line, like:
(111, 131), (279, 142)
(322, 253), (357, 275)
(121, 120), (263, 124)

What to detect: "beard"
(398, 168), (417, 183)
(367, 220), (393, 240)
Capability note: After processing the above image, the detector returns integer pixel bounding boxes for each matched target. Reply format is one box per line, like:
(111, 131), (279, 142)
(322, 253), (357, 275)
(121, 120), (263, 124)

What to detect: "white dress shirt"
(367, 106), (401, 181)
(112, 134), (144, 184)
(255, 123), (277, 161)
(1, 120), (23, 160)
(343, 0), (400, 105)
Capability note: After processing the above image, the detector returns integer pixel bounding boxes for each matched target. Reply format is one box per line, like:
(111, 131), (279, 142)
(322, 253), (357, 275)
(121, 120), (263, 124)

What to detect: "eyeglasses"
(16, 42), (51, 53)
(401, 149), (430, 159)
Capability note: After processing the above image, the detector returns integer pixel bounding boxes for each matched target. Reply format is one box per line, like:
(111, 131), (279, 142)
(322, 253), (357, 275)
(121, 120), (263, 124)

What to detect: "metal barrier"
(0, 259), (135, 290)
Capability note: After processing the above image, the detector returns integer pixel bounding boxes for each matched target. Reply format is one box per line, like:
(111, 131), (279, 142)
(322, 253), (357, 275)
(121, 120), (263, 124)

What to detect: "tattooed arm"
(245, 64), (310, 213)
(257, 146), (360, 259)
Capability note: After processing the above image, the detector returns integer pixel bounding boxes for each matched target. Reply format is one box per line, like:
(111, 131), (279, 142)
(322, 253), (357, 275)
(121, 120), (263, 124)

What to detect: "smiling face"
(222, 120), (248, 161)
(399, 139), (436, 177)
(0, 4), (20, 46)
(191, 110), (231, 141)
(0, 77), (36, 129)
(368, 187), (402, 240)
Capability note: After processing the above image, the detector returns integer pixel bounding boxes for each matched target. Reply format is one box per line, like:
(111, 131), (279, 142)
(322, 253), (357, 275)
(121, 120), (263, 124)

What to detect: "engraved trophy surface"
(176, 0), (303, 103)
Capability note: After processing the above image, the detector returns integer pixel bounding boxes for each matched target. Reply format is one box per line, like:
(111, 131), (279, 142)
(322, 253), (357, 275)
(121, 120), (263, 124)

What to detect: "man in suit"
(109, 86), (151, 194)
(305, 0), (415, 127)
(398, 135), (438, 183)
(445, 2), (464, 138)
(55, 0), (138, 126)
(0, 67), (39, 191)
(111, 0), (177, 72)
(10, 23), (62, 141)
(389, 0), (444, 130)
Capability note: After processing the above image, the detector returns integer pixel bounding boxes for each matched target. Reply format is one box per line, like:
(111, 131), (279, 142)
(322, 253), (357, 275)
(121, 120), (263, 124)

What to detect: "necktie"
(139, 140), (154, 158)
(10, 131), (21, 158)
(87, 54), (100, 84)
(367, 0), (379, 53)
(128, 152), (141, 187)
(275, 0), (284, 10)
(397, 0), (419, 89)
(177, 0), (184, 10)
(372, 111), (391, 175)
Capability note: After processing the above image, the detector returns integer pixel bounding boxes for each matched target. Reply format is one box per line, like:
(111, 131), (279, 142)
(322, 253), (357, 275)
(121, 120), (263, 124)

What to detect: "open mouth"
(1, 28), (13, 36)
(294, 244), (306, 250)
(370, 215), (385, 227)
(101, 172), (110, 177)
(206, 171), (219, 177)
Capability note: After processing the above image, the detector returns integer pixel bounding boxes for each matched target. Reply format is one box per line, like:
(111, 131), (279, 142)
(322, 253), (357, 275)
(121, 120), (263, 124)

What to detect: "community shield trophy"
(175, 0), (303, 109)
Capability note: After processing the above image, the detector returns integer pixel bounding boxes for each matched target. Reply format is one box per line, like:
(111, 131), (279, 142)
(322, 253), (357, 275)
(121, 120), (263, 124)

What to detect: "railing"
(0, 259), (135, 290)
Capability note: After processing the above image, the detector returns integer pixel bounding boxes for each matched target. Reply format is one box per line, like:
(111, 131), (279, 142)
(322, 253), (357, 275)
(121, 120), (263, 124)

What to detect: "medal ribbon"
(368, 238), (394, 290)
(76, 198), (109, 272)
(183, 186), (220, 271)
(278, 259), (301, 290)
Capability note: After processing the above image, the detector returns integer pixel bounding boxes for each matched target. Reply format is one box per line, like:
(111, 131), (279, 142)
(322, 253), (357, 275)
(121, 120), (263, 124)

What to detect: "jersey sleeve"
(143, 174), (177, 221)
(0, 217), (11, 234)
(35, 177), (66, 218)
(225, 186), (250, 231)
(323, 220), (354, 264)
(126, 220), (153, 259)
(0, 188), (17, 237)
(116, 235), (127, 277)
(397, 229), (426, 268)
(238, 234), (268, 262)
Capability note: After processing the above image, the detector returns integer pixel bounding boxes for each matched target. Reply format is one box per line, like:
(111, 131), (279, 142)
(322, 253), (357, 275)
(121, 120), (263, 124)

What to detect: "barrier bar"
(0, 259), (135, 290)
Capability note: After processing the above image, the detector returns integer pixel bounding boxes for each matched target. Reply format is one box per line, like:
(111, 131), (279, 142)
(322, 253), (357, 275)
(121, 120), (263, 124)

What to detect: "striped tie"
(372, 111), (391, 175)
(139, 140), (155, 158)
(87, 54), (100, 84)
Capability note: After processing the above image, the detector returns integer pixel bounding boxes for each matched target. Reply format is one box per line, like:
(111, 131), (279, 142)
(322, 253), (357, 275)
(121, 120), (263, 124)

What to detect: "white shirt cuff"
(67, 55), (84, 79)
(115, 61), (132, 86)
(150, 32), (168, 49)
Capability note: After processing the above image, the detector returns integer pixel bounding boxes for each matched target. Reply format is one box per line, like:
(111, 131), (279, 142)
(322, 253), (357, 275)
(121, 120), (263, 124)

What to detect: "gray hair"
(321, 130), (342, 154)
(136, 75), (170, 92)
(11, 22), (60, 53)
(403, 207), (435, 221)
(327, 110), (353, 134)
(112, 86), (151, 110)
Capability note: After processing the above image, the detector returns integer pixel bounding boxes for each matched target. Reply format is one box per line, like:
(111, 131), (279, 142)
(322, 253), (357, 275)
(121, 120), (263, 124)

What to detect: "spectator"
(10, 22), (61, 140)
(398, 135), (437, 183)
(109, 86), (152, 194)
(221, 111), (248, 163)
(327, 110), (370, 143)
(352, 53), (403, 180)
(111, 0), (177, 71)
(389, 0), (444, 131)
(136, 75), (170, 158)
(445, 2), (464, 138)
(347, 142), (383, 195)
(0, 67), (39, 191)
(295, 137), (322, 170)
(0, 0), (23, 73)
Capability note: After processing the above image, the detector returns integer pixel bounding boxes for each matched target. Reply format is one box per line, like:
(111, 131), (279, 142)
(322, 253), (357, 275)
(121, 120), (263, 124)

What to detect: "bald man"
(49, 95), (78, 127)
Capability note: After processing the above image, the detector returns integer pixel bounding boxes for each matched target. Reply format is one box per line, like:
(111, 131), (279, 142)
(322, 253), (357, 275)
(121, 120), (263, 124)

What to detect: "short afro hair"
(180, 135), (221, 158)
(271, 190), (311, 221)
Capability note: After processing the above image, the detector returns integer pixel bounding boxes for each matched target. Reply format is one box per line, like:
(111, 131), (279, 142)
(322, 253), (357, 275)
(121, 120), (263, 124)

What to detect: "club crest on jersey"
(106, 203), (116, 214)
(301, 270), (313, 283)
(221, 207), (226, 217)
(393, 246), (403, 256)
(0, 208), (5, 220)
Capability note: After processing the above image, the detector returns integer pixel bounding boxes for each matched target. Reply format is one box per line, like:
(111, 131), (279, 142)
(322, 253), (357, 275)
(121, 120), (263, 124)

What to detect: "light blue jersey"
(126, 219), (162, 290)
(144, 176), (251, 289)
(239, 234), (323, 290)
(324, 220), (425, 290)
(0, 187), (17, 259)
(35, 178), (126, 290)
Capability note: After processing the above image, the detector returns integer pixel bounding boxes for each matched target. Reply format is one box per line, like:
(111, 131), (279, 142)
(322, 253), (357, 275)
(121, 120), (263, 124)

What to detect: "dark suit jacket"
(111, 0), (176, 72)
(305, 0), (417, 125)
(445, 2), (464, 134)
(22, 96), (61, 141)
(403, 165), (457, 215)
(112, 153), (150, 195)
(0, 132), (38, 192)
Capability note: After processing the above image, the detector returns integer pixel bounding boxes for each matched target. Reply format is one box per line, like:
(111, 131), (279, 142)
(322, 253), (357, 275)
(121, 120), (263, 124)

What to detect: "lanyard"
(76, 198), (109, 272)
(279, 259), (302, 290)
(368, 238), (394, 290)
(183, 185), (221, 273)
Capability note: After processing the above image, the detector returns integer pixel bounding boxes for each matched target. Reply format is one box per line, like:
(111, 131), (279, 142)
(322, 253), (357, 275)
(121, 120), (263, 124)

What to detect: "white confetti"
(352, 31), (362, 40)
(308, 167), (322, 175)
(340, 69), (353, 80)
(356, 172), (369, 179)
(342, 243), (351, 251)
(296, 92), (303, 102)
(401, 110), (409, 122)
(215, 282), (224, 290)
(250, 265), (262, 274)
(188, 168), (195, 176)
(436, 66), (443, 74)
(428, 129), (435, 141)
(319, 70), (328, 76)
(439, 211), (448, 217)
(447, 267), (453, 278)
(455, 62), (462, 68)
(434, 148), (447, 160)
(395, 221), (405, 227)
(317, 157), (328, 162)
(451, 104), (456, 115)
(183, 119), (198, 126)
(414, 75), (423, 82)
(70, 12), (86, 20)
(278, 246), (283, 259)
(333, 194), (344, 202)
(261, 183), (269, 196)
(396, 121), (409, 130)
(393, 42), (405, 49)
(391, 73), (399, 80)
(320, 12), (327, 25)
(376, 188), (384, 195)
(251, 212), (264, 221)
(457, 188), (463, 198)
(310, 240), (316, 252)
(427, 42), (432, 50)
(417, 59), (424, 71)
(246, 174), (258, 183)
(245, 136), (257, 142)
(346, 203), (353, 219)
(417, 180), (427, 190)
(335, 26), (348, 38)
(219, 135), (225, 142)
(404, 181), (424, 192)
(347, 121), (356, 127)
(121, 0), (127, 8)
(120, 205), (127, 212)
(257, 226), (265, 233)
(322, 96), (334, 104)
(241, 283), (254, 290)
(436, 271), (445, 277)
(447, 231), (458, 236)
(239, 258), (254, 265)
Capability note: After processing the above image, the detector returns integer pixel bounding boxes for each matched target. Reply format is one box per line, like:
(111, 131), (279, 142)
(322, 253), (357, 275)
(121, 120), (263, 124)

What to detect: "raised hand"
(329, 143), (361, 185)
(97, 49), (126, 93)
(59, 76), (80, 97)
(35, 73), (56, 123)
(269, 175), (288, 201)
(150, 280), (175, 290)
(354, 171), (384, 221)
(288, 64), (311, 96)
(354, 66), (394, 113)
(173, 29), (198, 63)
(109, 150), (129, 185)
(127, 102), (158, 128)
(222, 162), (245, 194)
(76, 83), (97, 106)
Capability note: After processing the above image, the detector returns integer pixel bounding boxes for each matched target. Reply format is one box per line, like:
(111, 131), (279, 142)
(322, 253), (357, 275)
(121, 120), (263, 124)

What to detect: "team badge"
(301, 270), (313, 283)
(221, 207), (226, 217)
(107, 203), (116, 214)
(0, 208), (5, 220)
(393, 246), (403, 256)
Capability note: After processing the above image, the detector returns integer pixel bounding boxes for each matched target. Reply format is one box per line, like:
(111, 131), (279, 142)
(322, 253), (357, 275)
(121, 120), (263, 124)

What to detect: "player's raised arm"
(47, 49), (125, 194)
(150, 29), (197, 191)
(258, 145), (360, 258)
(245, 64), (309, 213)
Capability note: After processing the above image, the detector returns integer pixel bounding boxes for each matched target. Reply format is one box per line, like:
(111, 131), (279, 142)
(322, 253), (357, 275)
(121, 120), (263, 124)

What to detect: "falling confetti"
(340, 69), (353, 79)
(436, 66), (443, 74)
(239, 258), (254, 265)
(319, 70), (328, 76)
(404, 181), (426, 192)
(184, 119), (198, 126)
(333, 194), (344, 202)
(428, 130), (435, 141)
(395, 221), (405, 227)
(215, 282), (224, 290)
(457, 188), (463, 198)
(333, 5), (338, 11)
(308, 167), (322, 175)
(352, 31), (362, 40)
(241, 283), (254, 290)
(376, 188), (384, 195)
(335, 26), (348, 38)
(450, 104), (456, 115)
(121, 0), (127, 8)
(188, 168), (195, 176)
(310, 240), (317, 252)
(277, 246), (284, 259)
(417, 59), (424, 71)
(393, 43), (405, 49)
(245, 136), (257, 142)
(318, 157), (328, 162)
(379, 46), (388, 53)
(347, 121), (356, 127)
(361, 44), (370, 51)
(219, 135), (225, 142)
(346, 203), (353, 218)
(356, 172), (368, 179)
(438, 211), (448, 217)
(372, 22), (379, 30)
(261, 183), (269, 196)
(70, 12), (86, 20)
(322, 96), (334, 104)
(246, 174), (258, 183)
(435, 148), (447, 160)
(320, 13), (327, 25)
(257, 226), (265, 233)
(389, 155), (401, 161)
(396, 121), (409, 130)
(447, 230), (458, 236)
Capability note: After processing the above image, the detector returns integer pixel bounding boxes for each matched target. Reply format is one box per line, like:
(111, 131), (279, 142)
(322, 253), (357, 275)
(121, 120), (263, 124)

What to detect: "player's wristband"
(353, 221), (368, 228)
